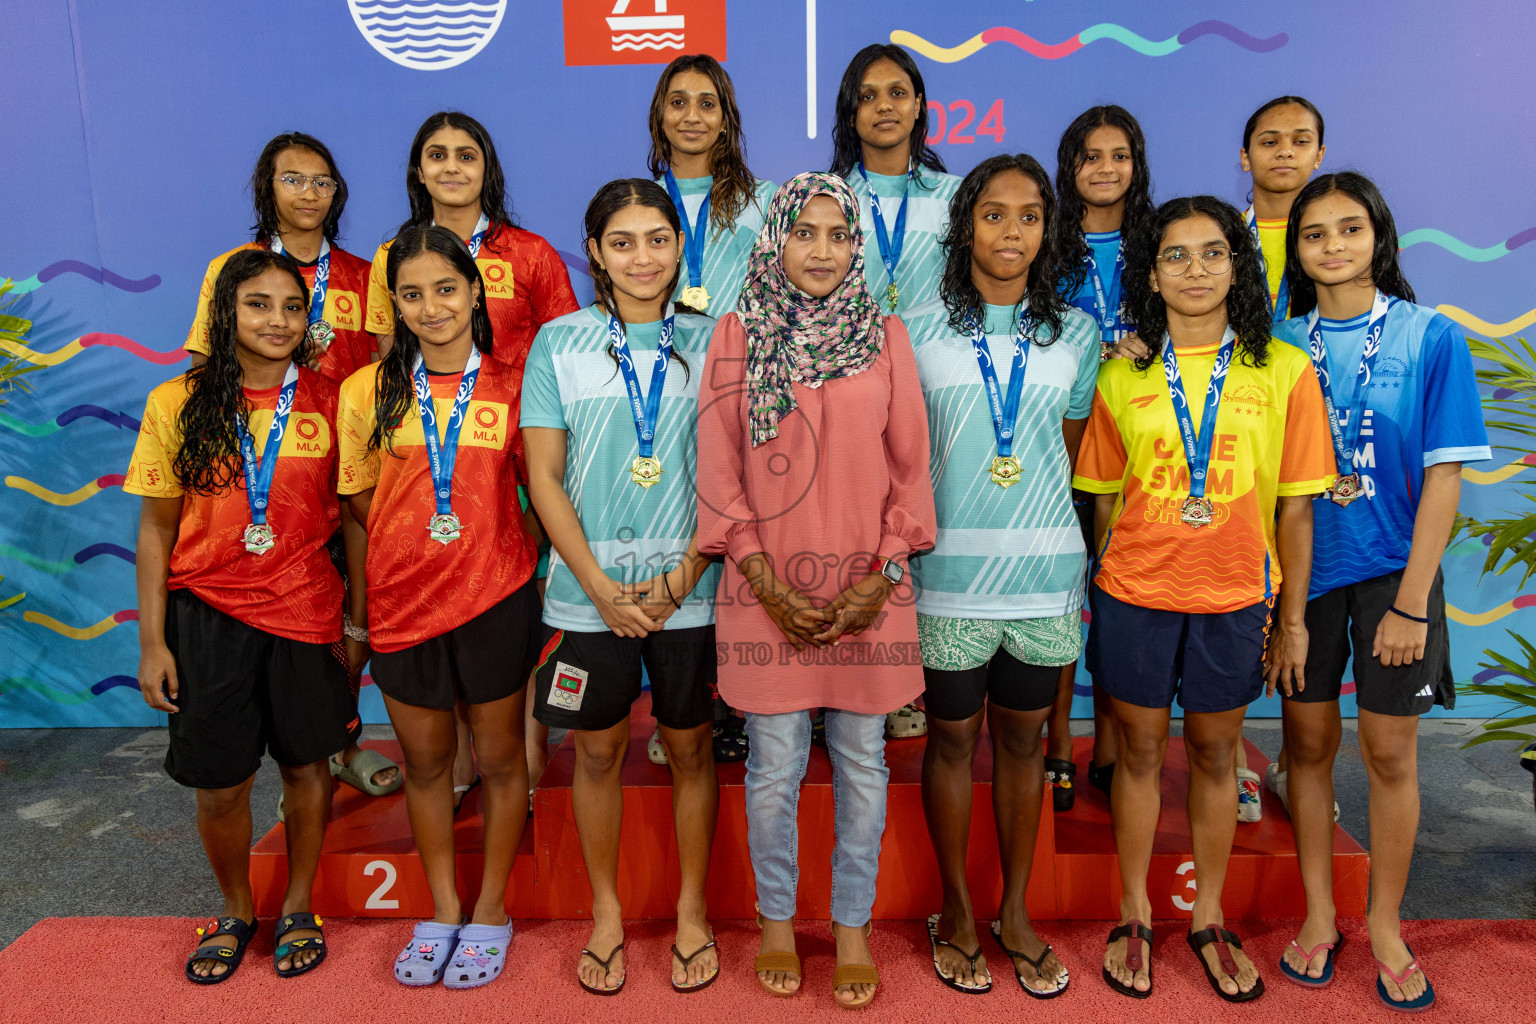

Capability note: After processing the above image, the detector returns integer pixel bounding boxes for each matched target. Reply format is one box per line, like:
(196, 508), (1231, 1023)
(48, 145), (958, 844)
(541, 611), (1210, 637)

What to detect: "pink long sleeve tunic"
(696, 313), (937, 715)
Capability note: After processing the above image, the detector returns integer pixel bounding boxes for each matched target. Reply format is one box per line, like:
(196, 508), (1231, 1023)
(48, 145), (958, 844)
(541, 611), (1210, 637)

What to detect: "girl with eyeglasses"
(1073, 196), (1334, 1004)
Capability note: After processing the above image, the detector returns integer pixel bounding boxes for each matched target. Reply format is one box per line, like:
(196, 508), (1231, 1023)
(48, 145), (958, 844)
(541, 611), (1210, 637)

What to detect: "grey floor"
(1, 720), (1531, 950)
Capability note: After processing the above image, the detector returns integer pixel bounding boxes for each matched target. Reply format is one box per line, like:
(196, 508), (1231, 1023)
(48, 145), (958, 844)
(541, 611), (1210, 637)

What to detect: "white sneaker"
(1237, 766), (1263, 822)
(1265, 763), (1340, 822)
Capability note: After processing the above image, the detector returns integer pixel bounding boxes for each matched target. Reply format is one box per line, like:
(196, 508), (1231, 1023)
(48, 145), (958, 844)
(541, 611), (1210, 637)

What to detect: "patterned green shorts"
(917, 611), (1083, 672)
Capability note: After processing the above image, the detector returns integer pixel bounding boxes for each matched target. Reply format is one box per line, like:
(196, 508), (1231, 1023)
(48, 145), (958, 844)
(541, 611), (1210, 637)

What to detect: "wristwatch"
(872, 557), (904, 585)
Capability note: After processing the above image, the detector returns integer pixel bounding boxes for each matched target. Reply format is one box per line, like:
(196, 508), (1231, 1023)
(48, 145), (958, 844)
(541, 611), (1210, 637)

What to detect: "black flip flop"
(185, 915), (256, 985)
(1101, 919), (1152, 998)
(453, 774), (482, 817)
(925, 914), (990, 994)
(991, 920), (1067, 999)
(273, 911), (327, 978)
(578, 941), (626, 995)
(671, 935), (719, 993)
(1187, 927), (1265, 1003)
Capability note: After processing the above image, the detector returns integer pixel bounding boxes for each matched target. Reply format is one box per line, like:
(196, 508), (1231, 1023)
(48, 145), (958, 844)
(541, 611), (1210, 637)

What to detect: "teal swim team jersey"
(905, 299), (1101, 619)
(520, 305), (721, 632)
(844, 165), (962, 315)
(661, 176), (776, 315)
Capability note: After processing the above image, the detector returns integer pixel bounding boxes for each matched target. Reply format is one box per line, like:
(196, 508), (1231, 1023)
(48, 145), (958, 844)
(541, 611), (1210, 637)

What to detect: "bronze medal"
(1331, 472), (1362, 506)
(1180, 495), (1215, 528)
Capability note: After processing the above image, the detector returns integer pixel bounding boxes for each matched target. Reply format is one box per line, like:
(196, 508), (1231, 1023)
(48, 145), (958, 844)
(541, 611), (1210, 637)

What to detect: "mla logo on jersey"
(349, 0), (507, 71)
(562, 0), (727, 66)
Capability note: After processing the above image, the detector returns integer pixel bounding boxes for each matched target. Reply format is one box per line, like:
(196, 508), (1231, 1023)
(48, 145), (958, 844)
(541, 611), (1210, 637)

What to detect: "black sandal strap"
(1044, 757), (1077, 783)
(581, 942), (625, 971)
(274, 912), (324, 942)
(671, 939), (717, 968)
(933, 937), (985, 967)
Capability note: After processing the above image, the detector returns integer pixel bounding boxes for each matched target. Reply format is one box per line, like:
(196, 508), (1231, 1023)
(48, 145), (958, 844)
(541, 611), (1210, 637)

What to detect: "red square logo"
(562, 0), (727, 66)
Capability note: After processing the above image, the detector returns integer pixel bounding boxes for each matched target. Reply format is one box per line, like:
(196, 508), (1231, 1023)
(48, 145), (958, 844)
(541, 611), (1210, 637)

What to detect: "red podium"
(251, 697), (1368, 920)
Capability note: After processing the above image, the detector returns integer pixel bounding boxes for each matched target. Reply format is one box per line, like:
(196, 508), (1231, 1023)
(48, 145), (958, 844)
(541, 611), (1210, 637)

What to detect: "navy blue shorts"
(1086, 582), (1272, 714)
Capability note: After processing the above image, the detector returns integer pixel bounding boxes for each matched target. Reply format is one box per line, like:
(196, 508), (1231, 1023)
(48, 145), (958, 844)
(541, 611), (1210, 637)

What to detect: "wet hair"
(396, 111), (515, 238)
(1124, 196), (1274, 371)
(582, 179), (691, 381)
(829, 44), (946, 182)
(1284, 172), (1415, 317)
(939, 154), (1068, 345)
(250, 132), (347, 246)
(1052, 106), (1155, 296)
(1241, 95), (1326, 151)
(646, 54), (762, 238)
(369, 225), (494, 455)
(174, 249), (313, 493)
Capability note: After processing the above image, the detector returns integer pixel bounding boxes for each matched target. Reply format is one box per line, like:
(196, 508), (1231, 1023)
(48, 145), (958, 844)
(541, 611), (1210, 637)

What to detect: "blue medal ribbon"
(1245, 206), (1291, 324)
(859, 162), (911, 306)
(608, 309), (675, 459)
(270, 237), (330, 327)
(1084, 238), (1125, 344)
(663, 171), (710, 292)
(433, 213), (491, 258)
(1305, 289), (1392, 482)
(411, 346), (483, 517)
(235, 362), (299, 528)
(968, 306), (1032, 459)
(1162, 327), (1237, 501)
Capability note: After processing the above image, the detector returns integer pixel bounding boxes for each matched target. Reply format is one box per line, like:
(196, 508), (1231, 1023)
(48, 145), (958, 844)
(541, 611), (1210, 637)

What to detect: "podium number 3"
(1173, 859), (1197, 911)
(365, 859), (400, 909)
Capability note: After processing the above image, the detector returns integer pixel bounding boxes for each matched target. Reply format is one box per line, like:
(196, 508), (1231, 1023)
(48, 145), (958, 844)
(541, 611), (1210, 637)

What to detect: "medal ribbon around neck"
(1245, 206), (1291, 325)
(609, 308), (675, 485)
(436, 212), (491, 258)
(859, 162), (911, 310)
(411, 346), (482, 530)
(969, 305), (1032, 459)
(1084, 237), (1125, 344)
(1305, 289), (1391, 489)
(271, 237), (335, 351)
(1162, 327), (1237, 504)
(235, 362), (300, 552)
(663, 171), (711, 297)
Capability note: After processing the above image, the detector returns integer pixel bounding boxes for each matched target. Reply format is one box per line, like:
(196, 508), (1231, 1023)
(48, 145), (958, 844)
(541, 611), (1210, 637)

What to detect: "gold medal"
(989, 455), (1022, 488)
(886, 283), (899, 311)
(1180, 496), (1215, 529)
(628, 455), (664, 489)
(1331, 472), (1362, 506)
(680, 285), (710, 312)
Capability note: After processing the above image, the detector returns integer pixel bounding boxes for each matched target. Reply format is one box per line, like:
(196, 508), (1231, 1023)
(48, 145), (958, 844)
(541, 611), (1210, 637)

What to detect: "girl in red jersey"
(131, 249), (361, 983)
(339, 226), (542, 990)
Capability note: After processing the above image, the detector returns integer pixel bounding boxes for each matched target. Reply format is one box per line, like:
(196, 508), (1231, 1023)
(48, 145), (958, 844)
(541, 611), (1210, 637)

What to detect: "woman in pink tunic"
(696, 172), (935, 1008)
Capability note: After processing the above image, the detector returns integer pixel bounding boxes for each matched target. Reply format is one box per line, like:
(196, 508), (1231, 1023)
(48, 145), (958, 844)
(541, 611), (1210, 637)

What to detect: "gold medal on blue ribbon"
(989, 455), (1021, 488)
(680, 285), (710, 312)
(628, 455), (664, 488)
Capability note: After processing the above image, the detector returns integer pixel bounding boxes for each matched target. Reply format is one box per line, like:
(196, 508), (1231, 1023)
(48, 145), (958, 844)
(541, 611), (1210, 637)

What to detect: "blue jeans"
(744, 709), (889, 927)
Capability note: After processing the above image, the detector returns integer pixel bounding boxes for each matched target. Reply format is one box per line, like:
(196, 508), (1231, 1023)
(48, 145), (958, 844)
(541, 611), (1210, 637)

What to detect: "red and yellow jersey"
(365, 222), (580, 376)
(1072, 338), (1334, 613)
(336, 358), (536, 652)
(183, 242), (376, 384)
(124, 370), (343, 642)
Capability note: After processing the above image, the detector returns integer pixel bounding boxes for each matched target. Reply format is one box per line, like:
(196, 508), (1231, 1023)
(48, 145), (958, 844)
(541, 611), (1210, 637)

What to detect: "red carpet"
(3, 916), (1530, 1022)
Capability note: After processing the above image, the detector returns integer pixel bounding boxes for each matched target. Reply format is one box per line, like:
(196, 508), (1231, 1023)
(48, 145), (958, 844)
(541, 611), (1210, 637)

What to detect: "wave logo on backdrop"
(563, 0), (727, 66)
(348, 0), (507, 70)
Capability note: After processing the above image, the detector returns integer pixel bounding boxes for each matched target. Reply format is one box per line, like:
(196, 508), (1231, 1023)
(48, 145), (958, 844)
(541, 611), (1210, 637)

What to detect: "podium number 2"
(365, 859), (400, 909)
(1173, 859), (1197, 911)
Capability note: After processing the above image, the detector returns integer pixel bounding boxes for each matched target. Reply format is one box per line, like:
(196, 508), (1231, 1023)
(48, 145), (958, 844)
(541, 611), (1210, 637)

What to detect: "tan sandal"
(832, 921), (878, 1009)
(754, 913), (801, 997)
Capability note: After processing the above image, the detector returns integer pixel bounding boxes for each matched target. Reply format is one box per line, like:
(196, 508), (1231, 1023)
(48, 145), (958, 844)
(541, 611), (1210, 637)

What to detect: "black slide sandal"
(273, 911), (327, 978)
(185, 915), (256, 985)
(1101, 919), (1152, 998)
(1187, 927), (1265, 1003)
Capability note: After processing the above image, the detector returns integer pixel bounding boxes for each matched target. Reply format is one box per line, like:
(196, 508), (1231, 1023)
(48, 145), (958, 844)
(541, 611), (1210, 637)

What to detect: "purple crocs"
(443, 921), (514, 990)
(394, 920), (462, 986)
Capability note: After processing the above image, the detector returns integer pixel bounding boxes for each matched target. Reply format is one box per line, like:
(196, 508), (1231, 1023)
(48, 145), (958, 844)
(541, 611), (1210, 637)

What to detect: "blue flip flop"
(1375, 944), (1435, 1013)
(1279, 934), (1343, 987)
(443, 921), (513, 989)
(395, 920), (462, 986)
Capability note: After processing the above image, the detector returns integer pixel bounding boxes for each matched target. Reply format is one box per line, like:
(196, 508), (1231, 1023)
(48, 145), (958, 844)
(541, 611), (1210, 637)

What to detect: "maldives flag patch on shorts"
(548, 661), (589, 711)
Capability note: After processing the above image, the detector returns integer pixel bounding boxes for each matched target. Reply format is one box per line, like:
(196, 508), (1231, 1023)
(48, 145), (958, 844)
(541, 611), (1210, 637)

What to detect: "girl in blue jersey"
(1272, 172), (1488, 1012)
(522, 179), (721, 996)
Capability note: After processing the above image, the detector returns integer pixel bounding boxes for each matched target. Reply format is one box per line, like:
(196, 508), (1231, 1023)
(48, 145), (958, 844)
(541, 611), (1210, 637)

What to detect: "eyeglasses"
(1157, 246), (1232, 277)
(274, 173), (339, 197)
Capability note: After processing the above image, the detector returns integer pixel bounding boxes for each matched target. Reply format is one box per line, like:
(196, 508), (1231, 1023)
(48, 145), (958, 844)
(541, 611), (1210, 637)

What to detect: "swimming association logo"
(348, 0), (507, 71)
(562, 0), (727, 66)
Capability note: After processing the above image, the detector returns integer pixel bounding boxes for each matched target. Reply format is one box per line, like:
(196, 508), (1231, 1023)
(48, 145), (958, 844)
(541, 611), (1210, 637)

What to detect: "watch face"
(881, 561), (903, 584)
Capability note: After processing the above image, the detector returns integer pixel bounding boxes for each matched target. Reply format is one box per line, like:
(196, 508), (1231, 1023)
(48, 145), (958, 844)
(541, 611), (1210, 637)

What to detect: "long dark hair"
(396, 111), (515, 238)
(369, 226), (494, 455)
(250, 132), (348, 246)
(1052, 106), (1155, 296)
(1284, 172), (1415, 317)
(940, 154), (1067, 345)
(174, 249), (313, 494)
(646, 55), (760, 238)
(1241, 95), (1326, 151)
(1125, 196), (1273, 371)
(583, 179), (691, 380)
(829, 44), (945, 182)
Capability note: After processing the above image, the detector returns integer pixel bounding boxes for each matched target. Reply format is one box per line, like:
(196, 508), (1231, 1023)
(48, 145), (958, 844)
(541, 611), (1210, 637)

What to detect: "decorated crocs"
(185, 915), (256, 985)
(443, 921), (514, 989)
(395, 920), (462, 986)
(273, 911), (327, 978)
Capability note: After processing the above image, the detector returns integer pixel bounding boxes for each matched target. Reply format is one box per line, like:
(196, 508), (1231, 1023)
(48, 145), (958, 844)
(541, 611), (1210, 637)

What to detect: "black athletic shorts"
(922, 648), (1060, 721)
(1286, 568), (1454, 716)
(369, 581), (542, 710)
(163, 589), (356, 790)
(531, 623), (717, 733)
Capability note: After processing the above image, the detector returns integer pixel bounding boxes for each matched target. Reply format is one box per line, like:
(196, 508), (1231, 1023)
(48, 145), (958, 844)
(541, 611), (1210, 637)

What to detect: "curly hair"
(1051, 106), (1155, 297)
(249, 132), (347, 246)
(369, 225), (495, 455)
(396, 111), (516, 238)
(173, 249), (313, 494)
(1124, 196), (1273, 372)
(938, 153), (1067, 345)
(646, 55), (762, 239)
(1283, 172), (1415, 317)
(829, 44), (945, 182)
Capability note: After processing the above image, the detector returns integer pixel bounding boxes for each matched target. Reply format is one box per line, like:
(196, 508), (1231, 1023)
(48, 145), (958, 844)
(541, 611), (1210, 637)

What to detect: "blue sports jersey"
(1275, 299), (1491, 596)
(661, 175), (775, 315)
(1061, 230), (1132, 342)
(843, 165), (961, 314)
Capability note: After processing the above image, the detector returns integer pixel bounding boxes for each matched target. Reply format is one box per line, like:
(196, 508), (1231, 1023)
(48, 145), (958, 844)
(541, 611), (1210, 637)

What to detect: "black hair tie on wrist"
(663, 568), (682, 610)
(1388, 605), (1430, 624)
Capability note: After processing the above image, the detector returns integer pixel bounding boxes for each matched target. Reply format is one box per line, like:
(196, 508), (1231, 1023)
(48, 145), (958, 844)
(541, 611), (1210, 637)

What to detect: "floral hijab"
(737, 172), (885, 447)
